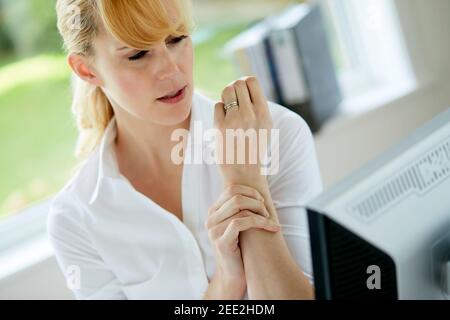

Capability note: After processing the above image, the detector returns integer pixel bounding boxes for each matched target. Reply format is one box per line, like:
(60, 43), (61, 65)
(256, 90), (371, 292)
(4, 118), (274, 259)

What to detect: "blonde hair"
(56, 0), (196, 159)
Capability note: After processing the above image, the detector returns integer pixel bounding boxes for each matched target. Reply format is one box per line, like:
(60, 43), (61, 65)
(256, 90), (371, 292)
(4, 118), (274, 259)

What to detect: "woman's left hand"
(205, 184), (281, 299)
(214, 76), (273, 186)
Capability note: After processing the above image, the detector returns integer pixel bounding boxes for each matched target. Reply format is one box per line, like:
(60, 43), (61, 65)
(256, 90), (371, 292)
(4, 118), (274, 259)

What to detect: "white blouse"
(47, 90), (323, 300)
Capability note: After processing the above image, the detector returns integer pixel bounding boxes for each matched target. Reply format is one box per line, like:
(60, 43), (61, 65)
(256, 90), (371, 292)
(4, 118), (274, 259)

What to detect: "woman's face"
(90, 20), (194, 127)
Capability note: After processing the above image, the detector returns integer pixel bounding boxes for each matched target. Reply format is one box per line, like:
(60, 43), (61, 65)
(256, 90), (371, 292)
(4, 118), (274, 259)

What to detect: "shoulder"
(47, 151), (100, 238)
(265, 101), (323, 198)
(268, 100), (311, 134)
(268, 101), (315, 161)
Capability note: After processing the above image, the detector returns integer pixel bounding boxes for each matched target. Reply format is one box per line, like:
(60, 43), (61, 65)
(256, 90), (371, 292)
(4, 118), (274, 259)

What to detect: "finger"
(214, 101), (226, 128)
(206, 194), (269, 229)
(234, 78), (253, 115)
(221, 84), (239, 117)
(208, 184), (264, 214)
(246, 76), (268, 114)
(218, 215), (281, 249)
(217, 194), (270, 221)
(208, 210), (252, 241)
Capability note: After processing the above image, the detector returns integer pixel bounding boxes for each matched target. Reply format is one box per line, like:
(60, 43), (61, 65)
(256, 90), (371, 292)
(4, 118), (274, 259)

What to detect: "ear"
(68, 53), (102, 87)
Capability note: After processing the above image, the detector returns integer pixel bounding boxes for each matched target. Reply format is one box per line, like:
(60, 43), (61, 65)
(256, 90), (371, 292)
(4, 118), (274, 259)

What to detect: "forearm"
(226, 177), (314, 300)
(203, 269), (246, 300)
(240, 228), (314, 299)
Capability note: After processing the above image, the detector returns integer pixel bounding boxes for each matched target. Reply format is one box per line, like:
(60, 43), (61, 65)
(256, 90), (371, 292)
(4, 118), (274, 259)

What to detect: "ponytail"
(71, 75), (113, 159)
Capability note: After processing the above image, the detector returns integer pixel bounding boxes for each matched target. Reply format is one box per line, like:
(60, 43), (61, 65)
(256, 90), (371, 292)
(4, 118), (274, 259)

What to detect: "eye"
(168, 35), (188, 45)
(128, 50), (148, 61)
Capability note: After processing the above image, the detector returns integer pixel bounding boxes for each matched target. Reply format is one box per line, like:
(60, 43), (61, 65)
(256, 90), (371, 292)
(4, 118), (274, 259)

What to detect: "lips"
(156, 85), (187, 104)
(158, 86), (187, 100)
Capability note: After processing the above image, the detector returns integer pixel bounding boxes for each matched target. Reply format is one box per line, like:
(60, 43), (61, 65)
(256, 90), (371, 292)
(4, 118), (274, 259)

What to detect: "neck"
(114, 112), (191, 179)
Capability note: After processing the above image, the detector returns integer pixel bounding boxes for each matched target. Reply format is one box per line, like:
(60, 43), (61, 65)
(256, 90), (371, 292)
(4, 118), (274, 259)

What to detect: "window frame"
(318, 0), (420, 114)
(0, 197), (51, 253)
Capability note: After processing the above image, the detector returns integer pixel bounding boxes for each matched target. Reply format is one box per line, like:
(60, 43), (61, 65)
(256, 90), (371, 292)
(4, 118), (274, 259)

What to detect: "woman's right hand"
(204, 184), (282, 299)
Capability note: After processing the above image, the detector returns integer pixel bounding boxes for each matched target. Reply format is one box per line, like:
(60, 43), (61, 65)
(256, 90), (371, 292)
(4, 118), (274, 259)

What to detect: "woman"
(48, 0), (323, 300)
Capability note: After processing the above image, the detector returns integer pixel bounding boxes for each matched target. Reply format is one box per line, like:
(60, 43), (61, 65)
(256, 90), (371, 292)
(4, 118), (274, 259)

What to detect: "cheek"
(98, 54), (148, 95)
(116, 73), (141, 94)
(116, 68), (153, 99)
(105, 68), (154, 115)
(182, 43), (194, 74)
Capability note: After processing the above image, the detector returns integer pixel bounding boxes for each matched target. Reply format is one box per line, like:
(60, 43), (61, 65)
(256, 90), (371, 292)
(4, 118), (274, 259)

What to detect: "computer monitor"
(306, 107), (450, 300)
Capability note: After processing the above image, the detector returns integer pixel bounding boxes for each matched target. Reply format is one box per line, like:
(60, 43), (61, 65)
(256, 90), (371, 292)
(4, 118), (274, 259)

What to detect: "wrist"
(222, 174), (268, 191)
(216, 268), (247, 299)
(222, 177), (280, 224)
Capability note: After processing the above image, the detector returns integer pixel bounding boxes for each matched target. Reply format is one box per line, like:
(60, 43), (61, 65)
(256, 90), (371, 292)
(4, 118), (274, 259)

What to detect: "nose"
(156, 46), (181, 81)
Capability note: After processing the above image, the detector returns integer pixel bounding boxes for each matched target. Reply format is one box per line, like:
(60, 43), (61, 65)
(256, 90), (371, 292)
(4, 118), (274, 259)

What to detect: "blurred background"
(0, 0), (449, 299)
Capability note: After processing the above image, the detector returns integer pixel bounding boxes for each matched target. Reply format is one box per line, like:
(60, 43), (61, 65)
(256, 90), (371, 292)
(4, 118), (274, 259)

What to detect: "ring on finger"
(223, 101), (239, 112)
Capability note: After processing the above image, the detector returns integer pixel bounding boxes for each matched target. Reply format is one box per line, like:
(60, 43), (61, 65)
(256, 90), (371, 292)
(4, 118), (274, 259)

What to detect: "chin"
(152, 89), (193, 127)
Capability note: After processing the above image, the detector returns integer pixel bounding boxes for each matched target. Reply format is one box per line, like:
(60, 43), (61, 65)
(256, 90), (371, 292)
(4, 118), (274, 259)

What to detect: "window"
(319, 0), (417, 113)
